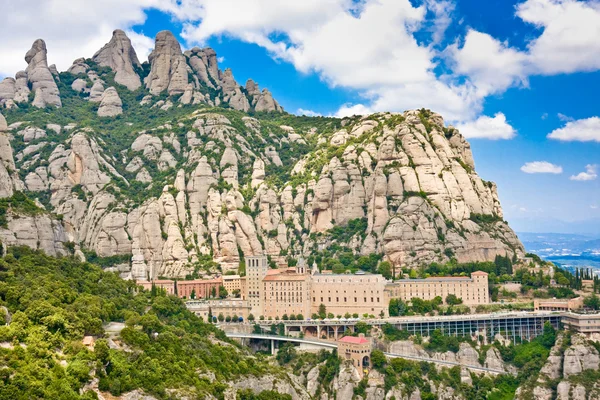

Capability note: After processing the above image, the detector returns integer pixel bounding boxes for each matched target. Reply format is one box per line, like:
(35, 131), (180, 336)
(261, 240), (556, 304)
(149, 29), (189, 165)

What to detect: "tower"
(296, 257), (307, 275)
(245, 255), (268, 316)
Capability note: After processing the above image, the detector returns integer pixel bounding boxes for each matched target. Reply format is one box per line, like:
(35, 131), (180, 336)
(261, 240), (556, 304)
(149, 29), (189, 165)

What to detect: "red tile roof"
(339, 336), (369, 344)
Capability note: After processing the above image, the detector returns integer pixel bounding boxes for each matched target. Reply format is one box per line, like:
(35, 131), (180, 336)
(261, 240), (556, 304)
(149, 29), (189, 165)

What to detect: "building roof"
(471, 271), (489, 276)
(339, 335), (369, 344)
(223, 275), (241, 280)
(177, 278), (222, 285)
(82, 336), (95, 345)
(263, 272), (307, 282)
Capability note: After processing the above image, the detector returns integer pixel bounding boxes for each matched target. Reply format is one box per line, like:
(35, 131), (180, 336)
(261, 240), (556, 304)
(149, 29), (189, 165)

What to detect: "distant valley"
(519, 232), (600, 270)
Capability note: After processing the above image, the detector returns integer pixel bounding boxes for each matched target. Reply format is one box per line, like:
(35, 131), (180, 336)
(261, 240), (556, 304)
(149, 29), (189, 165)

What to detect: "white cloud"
(126, 29), (155, 62)
(547, 117), (600, 142)
(570, 164), (598, 181)
(0, 0), (164, 76)
(557, 113), (574, 122)
(520, 161), (563, 174)
(334, 103), (373, 118)
(516, 0), (600, 74)
(449, 29), (528, 97)
(177, 0), (488, 122)
(1, 0), (599, 139)
(217, 56), (225, 63)
(591, 205), (598, 209)
(455, 113), (516, 140)
(296, 108), (322, 117)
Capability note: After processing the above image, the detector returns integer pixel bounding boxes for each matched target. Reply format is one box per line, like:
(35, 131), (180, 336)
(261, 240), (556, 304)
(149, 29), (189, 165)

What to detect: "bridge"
(225, 332), (507, 375)
(251, 311), (563, 343)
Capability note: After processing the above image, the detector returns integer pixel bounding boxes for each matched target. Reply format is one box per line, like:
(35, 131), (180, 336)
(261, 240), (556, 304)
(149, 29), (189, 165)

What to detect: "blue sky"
(0, 0), (599, 234)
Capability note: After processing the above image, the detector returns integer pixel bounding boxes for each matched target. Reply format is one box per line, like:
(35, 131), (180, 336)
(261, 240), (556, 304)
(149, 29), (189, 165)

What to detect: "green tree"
(218, 285), (228, 299)
(445, 294), (462, 305)
(190, 288), (196, 299)
(276, 343), (297, 365)
(248, 313), (255, 321)
(318, 304), (327, 319)
(377, 261), (393, 280)
(584, 294), (600, 310)
(371, 349), (386, 371)
(388, 298), (406, 317)
(355, 321), (371, 335)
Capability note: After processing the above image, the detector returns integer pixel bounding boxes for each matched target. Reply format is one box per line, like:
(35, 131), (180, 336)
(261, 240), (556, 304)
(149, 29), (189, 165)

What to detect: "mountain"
(0, 30), (523, 280)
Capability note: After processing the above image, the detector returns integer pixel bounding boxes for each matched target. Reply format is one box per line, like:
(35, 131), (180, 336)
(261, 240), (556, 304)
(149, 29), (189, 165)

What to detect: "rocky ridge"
(0, 30), (284, 113)
(515, 334), (600, 400)
(0, 30), (523, 279)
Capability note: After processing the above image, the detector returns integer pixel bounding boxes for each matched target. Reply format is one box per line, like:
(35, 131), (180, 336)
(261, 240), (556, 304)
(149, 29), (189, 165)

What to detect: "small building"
(82, 336), (95, 350)
(338, 334), (372, 377)
(186, 299), (252, 321)
(262, 268), (311, 319)
(534, 297), (583, 312)
(384, 271), (489, 306)
(582, 280), (594, 290)
(177, 278), (222, 299)
(139, 280), (176, 295)
(561, 312), (600, 336)
(311, 272), (388, 318)
(223, 274), (243, 296)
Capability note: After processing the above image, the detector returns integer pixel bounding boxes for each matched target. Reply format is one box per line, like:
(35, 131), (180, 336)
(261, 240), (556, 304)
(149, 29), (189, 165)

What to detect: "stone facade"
(139, 280), (176, 295)
(384, 271), (489, 306)
(311, 272), (388, 318)
(534, 297), (583, 312)
(223, 274), (243, 295)
(262, 269), (311, 319)
(186, 299), (251, 321)
(338, 334), (372, 378)
(177, 278), (222, 300)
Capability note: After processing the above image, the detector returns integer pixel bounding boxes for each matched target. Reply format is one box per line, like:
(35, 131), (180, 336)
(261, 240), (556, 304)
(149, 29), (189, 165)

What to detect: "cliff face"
(515, 334), (600, 400)
(0, 30), (523, 278)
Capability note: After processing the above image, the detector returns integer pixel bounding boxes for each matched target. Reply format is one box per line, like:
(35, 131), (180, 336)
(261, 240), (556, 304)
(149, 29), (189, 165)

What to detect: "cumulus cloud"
(449, 29), (528, 97)
(126, 29), (155, 62)
(547, 117), (600, 142)
(1, 0), (600, 137)
(455, 113), (516, 140)
(516, 0), (600, 75)
(296, 108), (322, 117)
(520, 161), (563, 174)
(570, 164), (598, 181)
(0, 0), (167, 76)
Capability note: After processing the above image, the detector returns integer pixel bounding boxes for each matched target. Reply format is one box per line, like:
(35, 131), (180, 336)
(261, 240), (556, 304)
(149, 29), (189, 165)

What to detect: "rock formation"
(255, 88), (284, 112)
(92, 29), (142, 90)
(220, 68), (250, 112)
(25, 39), (62, 108)
(145, 31), (188, 96)
(515, 334), (600, 400)
(97, 87), (123, 117)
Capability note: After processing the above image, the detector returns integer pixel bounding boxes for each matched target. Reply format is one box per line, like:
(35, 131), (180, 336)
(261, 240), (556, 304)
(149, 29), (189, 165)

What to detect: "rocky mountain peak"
(24, 39), (47, 65)
(92, 29), (142, 91)
(24, 38), (61, 108)
(145, 30), (188, 96)
(246, 79), (260, 97)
